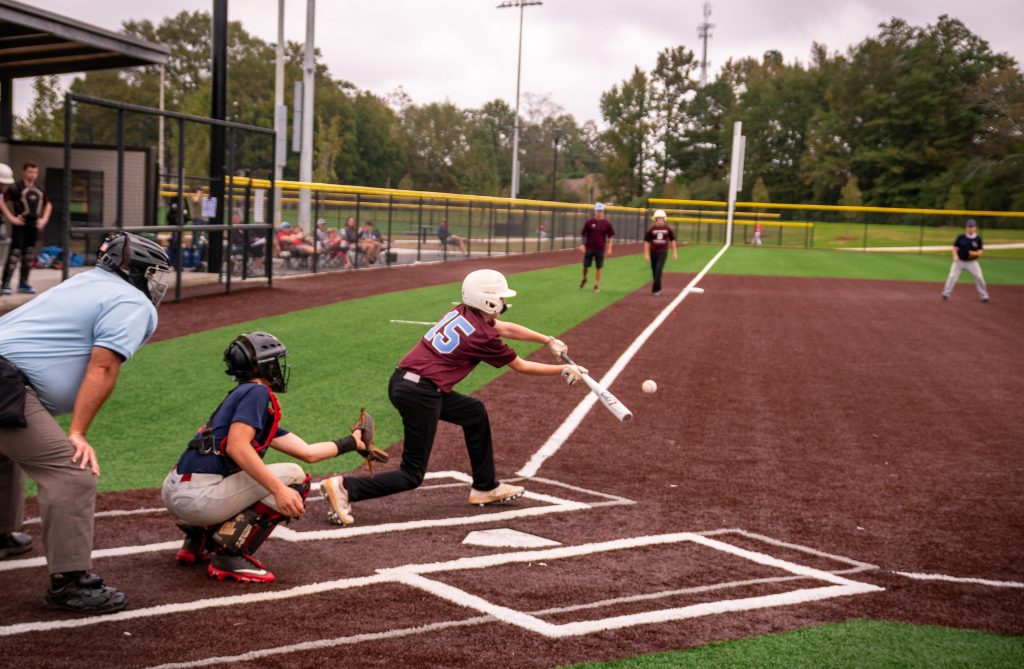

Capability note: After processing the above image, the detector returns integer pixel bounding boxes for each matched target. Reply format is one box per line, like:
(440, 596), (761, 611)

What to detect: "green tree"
(600, 66), (652, 201)
(14, 76), (64, 141)
(839, 175), (863, 236)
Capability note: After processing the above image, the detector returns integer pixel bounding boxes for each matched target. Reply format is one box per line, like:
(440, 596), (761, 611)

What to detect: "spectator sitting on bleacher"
(437, 218), (468, 256)
(358, 221), (384, 264)
(276, 222), (315, 262)
(327, 226), (353, 268)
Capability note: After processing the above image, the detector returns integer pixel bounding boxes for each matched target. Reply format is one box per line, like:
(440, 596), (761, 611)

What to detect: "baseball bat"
(560, 352), (633, 422)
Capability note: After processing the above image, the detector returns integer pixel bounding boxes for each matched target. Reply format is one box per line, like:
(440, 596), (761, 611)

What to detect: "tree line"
(15, 12), (1024, 211)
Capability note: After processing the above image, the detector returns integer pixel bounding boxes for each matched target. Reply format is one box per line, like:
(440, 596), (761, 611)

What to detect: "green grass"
(805, 221), (1024, 250)
(563, 620), (1024, 669)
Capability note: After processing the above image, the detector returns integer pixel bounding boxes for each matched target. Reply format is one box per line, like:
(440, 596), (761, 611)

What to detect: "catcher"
(161, 332), (385, 583)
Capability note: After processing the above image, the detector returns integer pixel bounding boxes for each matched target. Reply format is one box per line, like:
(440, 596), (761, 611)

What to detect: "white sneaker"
(323, 477), (354, 525)
(468, 483), (525, 507)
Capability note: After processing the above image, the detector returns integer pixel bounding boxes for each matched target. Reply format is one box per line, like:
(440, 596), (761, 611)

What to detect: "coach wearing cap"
(942, 219), (989, 303)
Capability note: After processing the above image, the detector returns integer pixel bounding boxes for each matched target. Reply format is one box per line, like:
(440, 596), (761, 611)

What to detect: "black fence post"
(467, 202), (473, 258)
(313, 190), (320, 273)
(416, 198), (423, 262)
(61, 95), (72, 281)
(386, 193), (394, 266)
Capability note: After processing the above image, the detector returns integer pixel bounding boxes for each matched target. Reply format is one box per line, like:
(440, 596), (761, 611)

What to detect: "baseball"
(642, 379), (657, 394)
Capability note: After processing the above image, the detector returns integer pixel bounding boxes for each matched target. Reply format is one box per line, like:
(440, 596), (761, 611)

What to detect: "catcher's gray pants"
(943, 259), (989, 300)
(0, 387), (97, 574)
(162, 462), (305, 527)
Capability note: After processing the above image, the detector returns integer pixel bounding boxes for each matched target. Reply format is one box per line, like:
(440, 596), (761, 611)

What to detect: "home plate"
(463, 529), (561, 548)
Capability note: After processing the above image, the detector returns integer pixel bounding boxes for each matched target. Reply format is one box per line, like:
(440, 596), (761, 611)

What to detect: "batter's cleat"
(323, 476), (354, 525)
(982, 297), (990, 303)
(44, 572), (128, 614)
(578, 278), (586, 289)
(175, 525), (213, 564)
(0, 285), (10, 295)
(207, 553), (274, 583)
(16, 283), (35, 294)
(468, 483), (525, 507)
(0, 532), (32, 559)
(941, 294), (948, 301)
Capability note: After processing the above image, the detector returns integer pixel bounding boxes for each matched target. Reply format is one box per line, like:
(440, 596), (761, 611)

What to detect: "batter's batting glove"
(561, 364), (588, 387)
(545, 337), (568, 361)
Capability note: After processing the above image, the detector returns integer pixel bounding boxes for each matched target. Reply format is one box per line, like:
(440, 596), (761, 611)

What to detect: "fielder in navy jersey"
(322, 269), (587, 524)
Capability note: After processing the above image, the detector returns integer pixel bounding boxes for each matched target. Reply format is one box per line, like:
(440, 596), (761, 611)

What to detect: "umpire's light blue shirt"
(0, 268), (157, 415)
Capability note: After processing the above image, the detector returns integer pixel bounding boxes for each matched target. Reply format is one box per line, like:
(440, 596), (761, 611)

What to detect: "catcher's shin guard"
(210, 474), (311, 556)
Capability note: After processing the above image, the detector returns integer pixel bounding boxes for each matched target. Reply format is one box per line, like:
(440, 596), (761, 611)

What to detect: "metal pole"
(158, 65), (165, 176)
(497, 1), (542, 199)
(551, 134), (559, 201)
(116, 108), (124, 227)
(386, 194), (393, 266)
(209, 0), (228, 274)
(175, 116), (185, 302)
(61, 95), (72, 282)
(274, 0), (286, 225)
(298, 0), (315, 230)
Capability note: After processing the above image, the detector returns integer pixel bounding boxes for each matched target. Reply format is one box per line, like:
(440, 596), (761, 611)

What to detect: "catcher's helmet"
(97, 232), (172, 306)
(462, 269), (516, 316)
(224, 332), (290, 393)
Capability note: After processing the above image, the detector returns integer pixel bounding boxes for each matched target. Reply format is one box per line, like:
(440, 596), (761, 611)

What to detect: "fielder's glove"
(561, 364), (588, 387)
(334, 408), (389, 475)
(968, 250), (982, 260)
(545, 337), (568, 361)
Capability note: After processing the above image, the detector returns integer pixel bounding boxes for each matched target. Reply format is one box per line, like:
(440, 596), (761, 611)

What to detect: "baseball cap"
(594, 203), (605, 211)
(966, 219), (977, 227)
(280, 222), (291, 229)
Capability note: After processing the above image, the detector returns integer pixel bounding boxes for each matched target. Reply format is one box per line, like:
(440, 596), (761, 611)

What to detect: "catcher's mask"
(224, 332), (290, 393)
(462, 269), (516, 316)
(97, 232), (172, 306)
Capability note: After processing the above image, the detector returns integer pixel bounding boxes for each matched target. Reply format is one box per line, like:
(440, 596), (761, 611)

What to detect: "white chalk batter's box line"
(0, 528), (881, 640)
(0, 472), (634, 573)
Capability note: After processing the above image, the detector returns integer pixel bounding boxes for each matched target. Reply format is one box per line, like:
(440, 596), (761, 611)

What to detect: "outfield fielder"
(942, 219), (989, 302)
(323, 269), (586, 525)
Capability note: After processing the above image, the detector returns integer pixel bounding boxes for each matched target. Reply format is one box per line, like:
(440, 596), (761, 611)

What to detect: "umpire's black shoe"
(0, 532), (32, 559)
(44, 572), (128, 614)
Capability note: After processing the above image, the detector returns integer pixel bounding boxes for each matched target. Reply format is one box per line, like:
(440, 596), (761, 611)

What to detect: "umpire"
(0, 232), (170, 614)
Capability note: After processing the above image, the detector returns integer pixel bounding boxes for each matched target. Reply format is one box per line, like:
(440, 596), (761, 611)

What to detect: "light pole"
(551, 132), (560, 202)
(497, 0), (542, 201)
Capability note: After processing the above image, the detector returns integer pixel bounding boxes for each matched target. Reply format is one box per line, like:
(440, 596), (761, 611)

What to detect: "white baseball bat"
(561, 352), (633, 422)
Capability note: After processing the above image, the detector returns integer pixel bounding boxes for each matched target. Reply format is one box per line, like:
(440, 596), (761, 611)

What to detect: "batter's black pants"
(2, 224), (37, 287)
(650, 252), (668, 293)
(343, 368), (498, 502)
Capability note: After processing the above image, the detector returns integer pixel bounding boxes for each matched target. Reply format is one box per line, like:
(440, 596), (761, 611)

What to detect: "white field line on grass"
(894, 572), (1024, 588)
(517, 242), (732, 478)
(836, 242), (1024, 253)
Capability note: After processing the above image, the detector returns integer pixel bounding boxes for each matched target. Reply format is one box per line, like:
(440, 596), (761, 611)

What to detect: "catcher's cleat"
(207, 553), (274, 583)
(175, 523), (213, 564)
(468, 483), (525, 507)
(323, 476), (355, 525)
(44, 572), (128, 614)
(0, 532), (33, 559)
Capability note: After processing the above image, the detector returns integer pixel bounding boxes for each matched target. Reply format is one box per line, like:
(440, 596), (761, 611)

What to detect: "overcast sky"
(20, 0), (1024, 125)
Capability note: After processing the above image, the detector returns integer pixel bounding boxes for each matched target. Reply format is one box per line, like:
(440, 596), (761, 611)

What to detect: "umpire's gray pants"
(943, 259), (989, 300)
(0, 388), (97, 574)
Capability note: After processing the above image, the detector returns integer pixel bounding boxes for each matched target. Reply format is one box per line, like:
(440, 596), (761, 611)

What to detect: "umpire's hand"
(68, 432), (101, 476)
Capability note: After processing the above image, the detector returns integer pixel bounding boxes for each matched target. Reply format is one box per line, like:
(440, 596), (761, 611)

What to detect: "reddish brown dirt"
(2, 261), (1023, 668)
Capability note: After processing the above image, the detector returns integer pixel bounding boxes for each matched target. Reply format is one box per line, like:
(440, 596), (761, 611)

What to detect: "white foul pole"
(298, 0), (315, 229)
(725, 121), (745, 246)
(273, 0), (286, 225)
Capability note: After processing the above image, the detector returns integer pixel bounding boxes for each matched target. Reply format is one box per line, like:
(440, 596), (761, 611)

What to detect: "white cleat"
(323, 476), (354, 525)
(467, 483), (525, 507)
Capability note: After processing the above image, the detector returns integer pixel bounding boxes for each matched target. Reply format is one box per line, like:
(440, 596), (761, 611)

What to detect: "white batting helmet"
(0, 163), (13, 185)
(462, 269), (517, 316)
(653, 209), (667, 220)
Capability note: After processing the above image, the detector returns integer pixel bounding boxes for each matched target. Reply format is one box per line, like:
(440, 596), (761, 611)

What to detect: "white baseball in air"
(642, 379), (657, 394)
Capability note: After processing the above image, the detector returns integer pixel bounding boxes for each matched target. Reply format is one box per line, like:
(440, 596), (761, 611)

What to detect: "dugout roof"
(0, 0), (168, 80)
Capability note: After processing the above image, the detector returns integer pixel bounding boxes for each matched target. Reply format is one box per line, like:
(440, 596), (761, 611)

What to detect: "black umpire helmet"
(224, 332), (290, 393)
(97, 232), (172, 306)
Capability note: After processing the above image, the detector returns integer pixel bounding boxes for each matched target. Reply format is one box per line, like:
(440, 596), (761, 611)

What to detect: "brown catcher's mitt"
(351, 408), (388, 475)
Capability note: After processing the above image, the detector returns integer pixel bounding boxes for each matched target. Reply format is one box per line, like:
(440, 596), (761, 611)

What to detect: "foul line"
(518, 242), (732, 478)
(894, 572), (1024, 588)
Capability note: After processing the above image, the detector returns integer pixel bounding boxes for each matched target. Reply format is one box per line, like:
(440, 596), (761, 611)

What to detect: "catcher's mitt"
(968, 250), (982, 260)
(350, 408), (388, 475)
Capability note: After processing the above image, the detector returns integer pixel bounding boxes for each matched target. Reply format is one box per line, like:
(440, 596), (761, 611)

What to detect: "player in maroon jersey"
(578, 203), (615, 292)
(643, 209), (678, 296)
(322, 269), (586, 524)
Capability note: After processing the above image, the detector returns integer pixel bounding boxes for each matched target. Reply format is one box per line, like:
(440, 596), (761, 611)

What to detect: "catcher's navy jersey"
(398, 304), (516, 392)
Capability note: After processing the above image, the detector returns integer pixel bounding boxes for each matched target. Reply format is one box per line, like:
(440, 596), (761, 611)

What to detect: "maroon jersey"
(644, 225), (675, 254)
(581, 218), (614, 252)
(398, 304), (517, 392)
